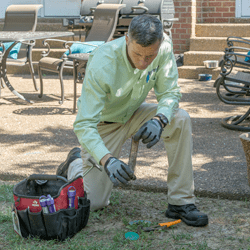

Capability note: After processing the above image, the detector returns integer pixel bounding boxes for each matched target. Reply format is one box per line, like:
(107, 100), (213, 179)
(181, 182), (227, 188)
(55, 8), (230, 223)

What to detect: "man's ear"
(125, 32), (129, 44)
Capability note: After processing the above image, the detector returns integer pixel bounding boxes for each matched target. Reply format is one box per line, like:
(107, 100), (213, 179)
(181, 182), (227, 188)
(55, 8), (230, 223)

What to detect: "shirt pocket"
(146, 76), (157, 92)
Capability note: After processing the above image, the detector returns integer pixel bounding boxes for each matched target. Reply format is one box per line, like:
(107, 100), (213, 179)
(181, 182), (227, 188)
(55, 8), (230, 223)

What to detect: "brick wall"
(196, 0), (235, 23)
(172, 0), (241, 54)
(171, 0), (192, 54)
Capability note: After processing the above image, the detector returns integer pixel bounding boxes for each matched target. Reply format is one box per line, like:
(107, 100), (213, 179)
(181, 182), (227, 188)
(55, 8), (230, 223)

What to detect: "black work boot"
(165, 204), (208, 227)
(56, 147), (81, 178)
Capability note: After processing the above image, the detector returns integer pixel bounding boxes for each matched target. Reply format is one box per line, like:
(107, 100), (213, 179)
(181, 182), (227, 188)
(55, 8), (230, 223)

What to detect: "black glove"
(134, 119), (163, 148)
(104, 157), (136, 186)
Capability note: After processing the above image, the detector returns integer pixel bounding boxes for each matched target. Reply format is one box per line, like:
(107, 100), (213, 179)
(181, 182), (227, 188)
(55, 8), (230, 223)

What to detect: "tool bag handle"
(27, 174), (68, 183)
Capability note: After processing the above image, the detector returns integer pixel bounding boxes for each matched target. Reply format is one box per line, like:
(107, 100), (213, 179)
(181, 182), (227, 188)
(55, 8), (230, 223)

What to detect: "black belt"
(104, 121), (114, 124)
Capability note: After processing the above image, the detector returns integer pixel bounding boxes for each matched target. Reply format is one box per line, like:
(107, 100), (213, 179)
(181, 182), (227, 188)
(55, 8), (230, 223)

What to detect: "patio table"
(0, 31), (74, 103)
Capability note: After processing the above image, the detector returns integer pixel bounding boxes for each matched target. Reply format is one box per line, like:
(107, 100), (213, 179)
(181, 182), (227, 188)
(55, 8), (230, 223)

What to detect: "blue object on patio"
(245, 51), (250, 62)
(0, 42), (21, 59)
(64, 41), (105, 56)
(198, 74), (212, 81)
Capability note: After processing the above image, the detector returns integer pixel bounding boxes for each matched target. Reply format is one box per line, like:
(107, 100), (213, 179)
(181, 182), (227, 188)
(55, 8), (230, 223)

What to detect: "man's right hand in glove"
(134, 118), (163, 148)
(103, 157), (136, 186)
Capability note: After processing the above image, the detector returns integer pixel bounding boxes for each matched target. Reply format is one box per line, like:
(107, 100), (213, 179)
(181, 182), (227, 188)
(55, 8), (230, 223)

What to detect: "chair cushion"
(0, 42), (21, 60)
(245, 51), (250, 62)
(39, 57), (64, 71)
(64, 41), (105, 56)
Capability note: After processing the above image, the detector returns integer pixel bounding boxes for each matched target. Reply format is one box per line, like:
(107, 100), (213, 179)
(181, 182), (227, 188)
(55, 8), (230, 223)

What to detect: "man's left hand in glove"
(104, 157), (136, 186)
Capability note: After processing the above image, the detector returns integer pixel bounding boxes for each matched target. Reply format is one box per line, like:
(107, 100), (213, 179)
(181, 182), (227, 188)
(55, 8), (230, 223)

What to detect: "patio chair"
(214, 40), (250, 131)
(218, 36), (250, 69)
(38, 4), (126, 105)
(0, 4), (43, 91)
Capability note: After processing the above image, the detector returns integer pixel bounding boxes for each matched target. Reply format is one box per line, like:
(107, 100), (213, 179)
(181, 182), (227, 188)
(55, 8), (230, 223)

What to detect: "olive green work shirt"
(73, 33), (181, 163)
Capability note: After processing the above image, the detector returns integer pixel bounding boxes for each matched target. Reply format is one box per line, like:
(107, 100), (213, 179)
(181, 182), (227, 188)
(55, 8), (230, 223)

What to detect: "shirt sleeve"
(73, 66), (111, 164)
(154, 36), (181, 123)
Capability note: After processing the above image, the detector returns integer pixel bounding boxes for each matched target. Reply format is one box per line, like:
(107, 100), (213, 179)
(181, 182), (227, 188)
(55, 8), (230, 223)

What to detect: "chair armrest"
(220, 49), (250, 72)
(227, 36), (250, 48)
(221, 51), (250, 74)
(64, 41), (99, 47)
(41, 38), (68, 57)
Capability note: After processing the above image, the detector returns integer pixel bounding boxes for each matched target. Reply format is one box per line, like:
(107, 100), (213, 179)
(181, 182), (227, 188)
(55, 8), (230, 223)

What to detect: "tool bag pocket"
(15, 196), (90, 241)
(13, 174), (90, 241)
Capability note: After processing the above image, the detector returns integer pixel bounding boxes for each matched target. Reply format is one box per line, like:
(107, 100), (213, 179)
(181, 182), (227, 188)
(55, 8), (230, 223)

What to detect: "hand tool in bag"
(137, 219), (182, 232)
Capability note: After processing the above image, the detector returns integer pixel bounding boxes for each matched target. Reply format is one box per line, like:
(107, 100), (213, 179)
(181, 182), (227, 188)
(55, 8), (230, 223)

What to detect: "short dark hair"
(128, 14), (163, 47)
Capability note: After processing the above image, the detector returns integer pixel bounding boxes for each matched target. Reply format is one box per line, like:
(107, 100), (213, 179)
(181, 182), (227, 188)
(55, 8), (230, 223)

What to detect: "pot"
(203, 60), (219, 68)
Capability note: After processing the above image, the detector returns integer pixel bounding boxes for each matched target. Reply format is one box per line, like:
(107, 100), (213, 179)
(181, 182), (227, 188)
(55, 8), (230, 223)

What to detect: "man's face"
(125, 34), (161, 70)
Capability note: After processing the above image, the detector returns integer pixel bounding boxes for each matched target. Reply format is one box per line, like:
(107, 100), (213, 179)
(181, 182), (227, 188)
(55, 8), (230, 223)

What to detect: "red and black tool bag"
(13, 174), (90, 241)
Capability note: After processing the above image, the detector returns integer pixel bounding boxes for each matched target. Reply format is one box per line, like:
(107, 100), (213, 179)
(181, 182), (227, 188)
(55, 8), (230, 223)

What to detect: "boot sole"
(165, 210), (208, 227)
(56, 147), (81, 177)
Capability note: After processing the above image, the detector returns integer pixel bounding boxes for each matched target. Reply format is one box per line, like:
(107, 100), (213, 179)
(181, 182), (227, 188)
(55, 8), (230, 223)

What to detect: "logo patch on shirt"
(146, 66), (159, 83)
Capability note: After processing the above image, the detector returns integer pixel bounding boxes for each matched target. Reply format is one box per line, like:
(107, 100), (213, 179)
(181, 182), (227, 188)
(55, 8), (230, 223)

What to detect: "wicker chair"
(0, 4), (43, 91)
(38, 4), (125, 105)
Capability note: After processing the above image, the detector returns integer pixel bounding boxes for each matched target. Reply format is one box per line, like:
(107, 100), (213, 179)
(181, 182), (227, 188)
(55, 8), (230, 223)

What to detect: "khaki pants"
(68, 103), (195, 211)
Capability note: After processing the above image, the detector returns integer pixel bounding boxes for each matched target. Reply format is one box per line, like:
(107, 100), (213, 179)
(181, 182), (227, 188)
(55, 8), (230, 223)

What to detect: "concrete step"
(183, 51), (224, 66)
(190, 37), (250, 52)
(196, 24), (250, 37)
(178, 66), (220, 80)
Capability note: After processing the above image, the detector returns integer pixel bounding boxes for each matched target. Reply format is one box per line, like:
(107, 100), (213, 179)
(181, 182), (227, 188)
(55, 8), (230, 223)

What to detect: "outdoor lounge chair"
(214, 36), (250, 131)
(218, 36), (250, 69)
(0, 4), (43, 92)
(38, 4), (126, 105)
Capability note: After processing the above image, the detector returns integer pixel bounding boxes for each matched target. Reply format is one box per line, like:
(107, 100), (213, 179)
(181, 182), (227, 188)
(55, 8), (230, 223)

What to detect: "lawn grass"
(0, 183), (250, 250)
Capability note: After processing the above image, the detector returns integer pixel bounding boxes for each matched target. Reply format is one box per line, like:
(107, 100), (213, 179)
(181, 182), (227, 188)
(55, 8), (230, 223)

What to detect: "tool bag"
(12, 174), (90, 241)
